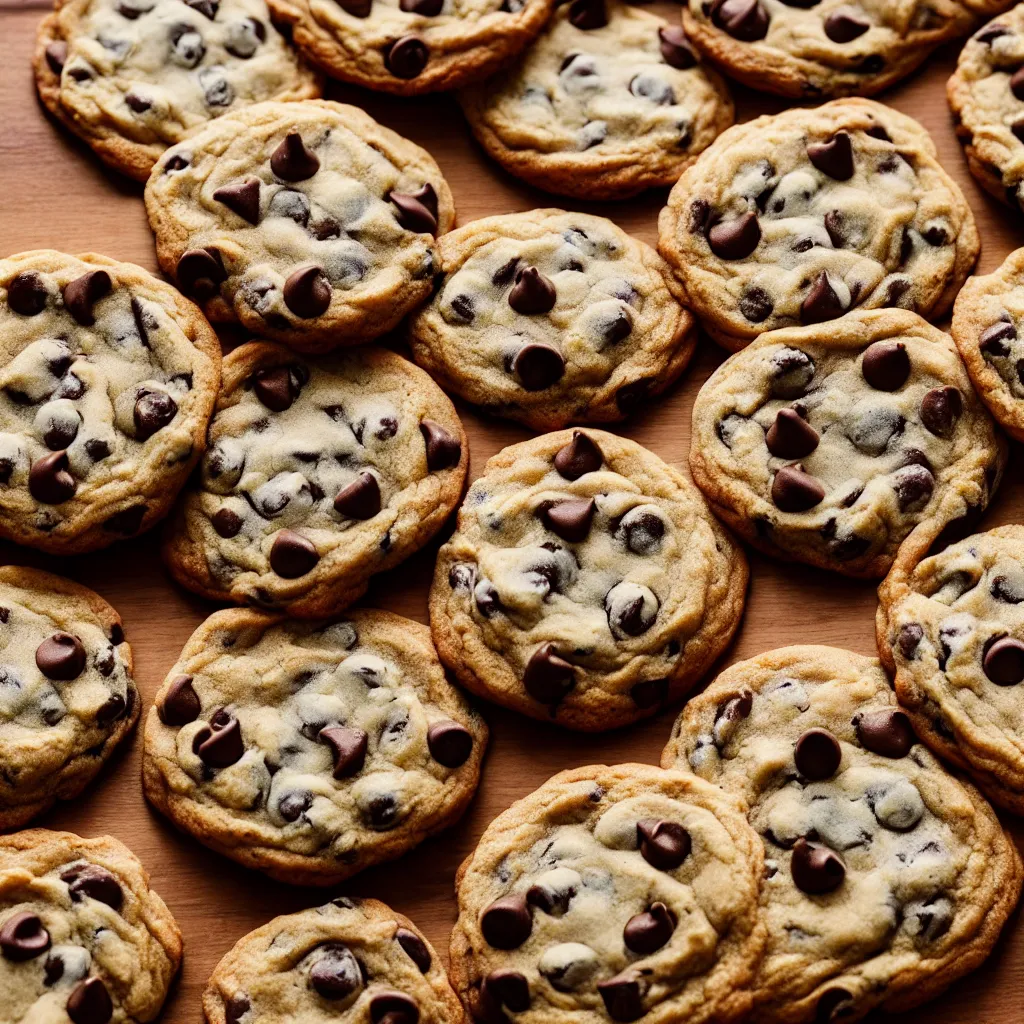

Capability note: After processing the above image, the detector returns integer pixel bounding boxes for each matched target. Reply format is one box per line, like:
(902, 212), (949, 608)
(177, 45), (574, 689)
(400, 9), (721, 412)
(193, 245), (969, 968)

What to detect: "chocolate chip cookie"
(266, 0), (554, 95)
(682, 0), (975, 99)
(1, 829), (183, 1023)
(658, 99), (979, 351)
(143, 607), (487, 885)
(408, 210), (697, 430)
(458, 0), (734, 200)
(0, 250), (220, 554)
(163, 341), (468, 617)
(430, 429), (748, 732)
(688, 309), (1005, 578)
(662, 644), (1023, 1024)
(204, 897), (463, 1023)
(450, 763), (766, 1024)
(144, 99), (455, 351)
(35, 0), (321, 182)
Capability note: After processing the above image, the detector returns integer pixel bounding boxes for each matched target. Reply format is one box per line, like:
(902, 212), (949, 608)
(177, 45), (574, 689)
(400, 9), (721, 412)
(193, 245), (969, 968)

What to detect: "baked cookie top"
(266, 0), (555, 95)
(449, 763), (765, 1024)
(689, 309), (1005, 579)
(0, 829), (183, 1024)
(163, 341), (468, 618)
(408, 210), (696, 430)
(682, 0), (975, 99)
(658, 98), (979, 351)
(144, 99), (455, 351)
(142, 607), (487, 886)
(35, 0), (320, 182)
(661, 645), (1023, 1023)
(203, 897), (464, 1024)
(458, 0), (734, 200)
(0, 250), (220, 555)
(429, 429), (748, 732)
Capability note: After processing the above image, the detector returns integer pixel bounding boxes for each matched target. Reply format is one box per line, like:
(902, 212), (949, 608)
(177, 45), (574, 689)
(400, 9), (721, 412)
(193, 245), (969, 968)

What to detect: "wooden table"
(1, 4), (1023, 1019)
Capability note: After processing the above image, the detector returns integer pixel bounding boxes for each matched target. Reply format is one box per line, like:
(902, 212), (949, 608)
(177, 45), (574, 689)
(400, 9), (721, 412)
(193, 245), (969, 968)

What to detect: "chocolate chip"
(389, 184), (438, 233)
(513, 343), (565, 391)
(176, 247), (226, 300)
(637, 818), (690, 869)
(8, 272), (48, 316)
(67, 977), (113, 1024)
(271, 133), (320, 181)
(554, 431), (602, 480)
(542, 498), (595, 542)
(213, 178), (261, 224)
(61, 864), (123, 910)
(623, 902), (675, 954)
(386, 35), (429, 77)
(807, 132), (854, 180)
(790, 837), (845, 894)
(597, 972), (644, 1022)
(861, 340), (910, 391)
(283, 265), (332, 319)
(740, 286), (772, 322)
(854, 707), (914, 757)
(225, 995), (250, 1024)
(983, 636), (1024, 685)
(801, 272), (845, 324)
(29, 451), (76, 505)
(980, 320), (1016, 355)
(336, 0), (371, 12)
(815, 988), (855, 1022)
(212, 508), (243, 538)
(508, 266), (557, 314)
(920, 386), (962, 437)
(45, 41), (68, 74)
(481, 970), (530, 1015)
(658, 25), (696, 67)
(310, 943), (363, 999)
(794, 728), (841, 780)
(420, 419), (461, 470)
(159, 675), (201, 725)
(523, 643), (575, 703)
(253, 365), (300, 411)
(824, 10), (868, 41)
(62, 270), (111, 327)
(707, 211), (760, 259)
(401, 0), (442, 12)
(771, 464), (824, 512)
(0, 912), (50, 961)
(568, 0), (608, 28)
(319, 725), (368, 777)
(427, 720), (473, 767)
(481, 894), (532, 949)
(1012, 67), (1024, 101)
(134, 390), (177, 441)
(197, 714), (244, 767)
(334, 472), (380, 519)
(36, 633), (86, 680)
(369, 992), (419, 1024)
(711, 0), (767, 39)
(766, 408), (818, 459)
(396, 929), (431, 973)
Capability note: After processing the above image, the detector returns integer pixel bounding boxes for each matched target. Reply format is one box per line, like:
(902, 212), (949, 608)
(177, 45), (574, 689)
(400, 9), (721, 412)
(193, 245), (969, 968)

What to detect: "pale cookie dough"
(458, 0), (734, 200)
(142, 607), (487, 886)
(203, 897), (464, 1024)
(0, 250), (220, 554)
(267, 0), (555, 95)
(450, 763), (766, 1024)
(688, 310), (1005, 578)
(144, 99), (455, 351)
(658, 98), (979, 351)
(662, 645), (1023, 1024)
(163, 341), (468, 618)
(0, 830), (182, 1024)
(430, 429), (748, 732)
(35, 0), (321, 182)
(408, 210), (697, 430)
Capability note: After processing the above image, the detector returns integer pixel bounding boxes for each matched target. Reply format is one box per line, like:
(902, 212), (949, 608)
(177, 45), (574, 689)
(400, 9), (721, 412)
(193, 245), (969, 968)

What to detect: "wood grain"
(0, 12), (1023, 1021)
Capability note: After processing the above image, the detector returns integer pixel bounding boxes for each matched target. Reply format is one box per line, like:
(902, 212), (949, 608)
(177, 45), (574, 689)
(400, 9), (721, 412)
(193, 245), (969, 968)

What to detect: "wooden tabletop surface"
(1, 4), (1023, 1020)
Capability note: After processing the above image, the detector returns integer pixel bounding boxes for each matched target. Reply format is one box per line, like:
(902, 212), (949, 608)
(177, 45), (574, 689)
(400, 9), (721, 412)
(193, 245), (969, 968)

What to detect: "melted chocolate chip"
(196, 714), (244, 767)
(980, 320), (1016, 356)
(176, 247), (226, 300)
(420, 419), (461, 470)
(212, 508), (243, 538)
(568, 0), (607, 29)
(794, 728), (841, 780)
(385, 35), (429, 77)
(597, 972), (644, 1022)
(801, 272), (845, 324)
(0, 912), (50, 961)
(807, 132), (854, 180)
(389, 184), (438, 233)
(310, 943), (363, 1000)
(61, 864), (123, 910)
(481, 970), (530, 1015)
(29, 451), (76, 504)
(67, 977), (113, 1024)
(369, 992), (419, 1024)
(659, 25), (697, 67)
(319, 726), (368, 777)
(711, 0), (768, 39)
(523, 643), (575, 704)
(45, 41), (69, 74)
(790, 837), (845, 894)
(253, 365), (301, 411)
(824, 10), (868, 41)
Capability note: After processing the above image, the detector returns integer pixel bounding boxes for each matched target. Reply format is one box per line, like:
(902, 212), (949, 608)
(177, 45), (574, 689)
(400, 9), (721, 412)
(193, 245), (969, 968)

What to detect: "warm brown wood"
(0, 13), (1022, 1020)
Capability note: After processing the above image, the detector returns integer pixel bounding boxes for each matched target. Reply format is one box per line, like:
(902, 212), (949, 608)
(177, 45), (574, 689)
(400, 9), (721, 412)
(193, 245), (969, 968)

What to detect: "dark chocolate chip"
(481, 894), (532, 949)
(658, 25), (696, 68)
(861, 340), (910, 391)
(766, 408), (818, 459)
(711, 0), (768, 39)
(0, 912), (50, 961)
(67, 977), (113, 1024)
(213, 178), (261, 224)
(739, 286), (772, 322)
(389, 184), (438, 233)
(542, 498), (595, 542)
(62, 270), (111, 327)
(29, 450), (76, 504)
(481, 969), (530, 1016)
(508, 266), (556, 314)
(61, 864), (123, 910)
(310, 943), (363, 1000)
(212, 508), (243, 538)
(980, 320), (1016, 355)
(271, 133), (320, 180)
(334, 472), (381, 519)
(176, 247), (226, 300)
(854, 707), (914, 757)
(893, 463), (934, 512)
(637, 818), (690, 869)
(336, 0), (371, 13)
(319, 726), (368, 777)
(420, 419), (461, 470)
(554, 431), (602, 480)
(807, 132), (854, 180)
(800, 272), (845, 324)
(794, 728), (841, 780)
(897, 622), (924, 659)
(7, 272), (48, 316)
(707, 211), (760, 259)
(815, 988), (855, 1022)
(597, 972), (644, 1022)
(283, 265), (332, 319)
(369, 992), (419, 1024)
(790, 837), (845, 894)
(824, 10), (868, 41)
(197, 715), (244, 767)
(45, 41), (69, 74)
(225, 995), (250, 1024)
(134, 390), (177, 440)
(385, 35), (429, 78)
(36, 632), (86, 680)
(426, 720), (473, 767)
(159, 675), (201, 725)
(919, 386), (962, 437)
(983, 636), (1024, 685)
(623, 902), (675, 954)
(401, 0), (442, 13)
(568, 0), (607, 29)
(513, 343), (565, 391)
(523, 643), (575, 704)
(270, 530), (319, 577)
(771, 464), (825, 512)
(253, 365), (300, 411)
(396, 928), (431, 973)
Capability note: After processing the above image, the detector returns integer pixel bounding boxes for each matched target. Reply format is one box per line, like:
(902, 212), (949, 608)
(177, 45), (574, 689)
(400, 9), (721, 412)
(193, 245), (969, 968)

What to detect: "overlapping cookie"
(145, 99), (454, 351)
(163, 341), (468, 617)
(35, 0), (320, 181)
(689, 309), (1005, 578)
(408, 210), (696, 430)
(662, 645), (1023, 1024)
(658, 99), (979, 351)
(430, 429), (747, 732)
(459, 0), (733, 199)
(0, 250), (220, 554)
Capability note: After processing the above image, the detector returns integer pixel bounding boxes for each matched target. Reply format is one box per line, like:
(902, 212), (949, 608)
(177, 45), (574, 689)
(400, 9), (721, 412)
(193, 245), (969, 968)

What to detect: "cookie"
(203, 897), (464, 1023)
(658, 98), (980, 351)
(0, 567), (136, 831)
(408, 210), (697, 430)
(682, 0), (975, 100)
(144, 99), (455, 351)
(688, 309), (1005, 579)
(458, 0), (734, 200)
(163, 340), (468, 617)
(429, 428), (748, 732)
(266, 0), (554, 95)
(449, 763), (765, 1024)
(142, 607), (487, 885)
(0, 250), (220, 554)
(35, 0), (321, 182)
(661, 644), (1023, 1024)
(1, 829), (183, 1023)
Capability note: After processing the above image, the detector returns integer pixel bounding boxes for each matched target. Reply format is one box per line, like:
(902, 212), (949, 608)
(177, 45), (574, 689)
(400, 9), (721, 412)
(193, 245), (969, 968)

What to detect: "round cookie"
(682, 0), (975, 100)
(658, 98), (980, 351)
(449, 763), (766, 1024)
(142, 607), (487, 885)
(0, 567), (136, 830)
(35, 0), (321, 182)
(0, 250), (220, 554)
(203, 897), (464, 1024)
(458, 0), (734, 200)
(408, 210), (697, 430)
(1, 829), (183, 1023)
(144, 99), (455, 352)
(266, 0), (555, 95)
(661, 645), (1023, 1024)
(163, 341), (468, 617)
(688, 310), (1005, 579)
(878, 524), (1024, 814)
(430, 428), (748, 732)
